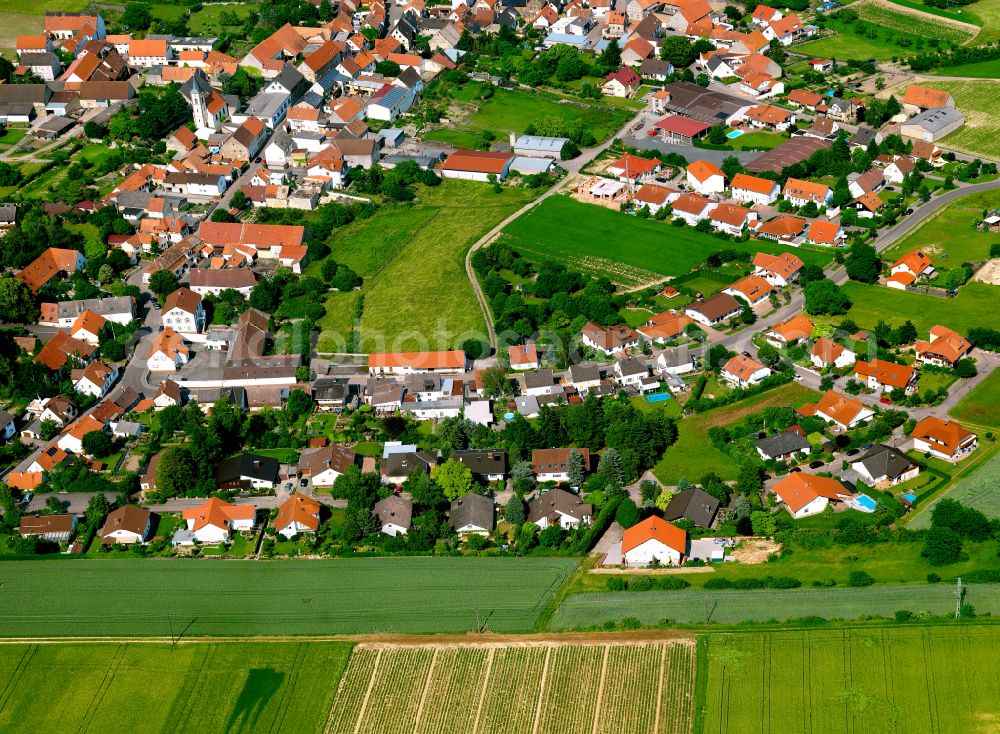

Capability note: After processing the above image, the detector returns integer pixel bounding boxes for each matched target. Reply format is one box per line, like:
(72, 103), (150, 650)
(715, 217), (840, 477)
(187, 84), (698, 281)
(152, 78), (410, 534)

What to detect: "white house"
(178, 497), (255, 544)
(810, 338), (856, 369)
(527, 487), (593, 529)
(720, 354), (771, 388)
(773, 473), (851, 519)
(531, 448), (590, 484)
(622, 516), (687, 566)
(804, 390), (874, 431)
(850, 444), (920, 488)
(373, 495), (412, 536)
(274, 494), (321, 538)
(730, 173), (780, 205)
(613, 357), (648, 387)
(72, 361), (118, 398)
(146, 328), (189, 372)
(99, 505), (153, 545)
(299, 444), (357, 487)
(686, 160), (725, 196)
(911, 416), (977, 463)
(162, 287), (205, 334)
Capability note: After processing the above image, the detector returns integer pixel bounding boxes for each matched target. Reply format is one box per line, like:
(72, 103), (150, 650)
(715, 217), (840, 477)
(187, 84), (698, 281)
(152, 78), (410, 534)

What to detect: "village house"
(887, 248), (934, 289)
(755, 428), (810, 462)
(20, 514), (78, 542)
(146, 328), (189, 372)
(614, 356), (649, 387)
(216, 454), (280, 491)
(69, 310), (105, 346)
(662, 487), (720, 528)
(671, 192), (715, 226)
(850, 444), (919, 488)
(373, 495), (412, 536)
(453, 450), (508, 483)
(730, 173), (780, 205)
(72, 360), (118, 398)
(441, 149), (513, 182)
(798, 390), (873, 431)
(601, 67), (640, 98)
(368, 350), (466, 376)
(637, 311), (692, 344)
(189, 268), (257, 297)
(299, 444), (358, 487)
(804, 220), (845, 247)
(527, 487), (593, 529)
(162, 287), (205, 334)
(902, 84), (955, 115)
(581, 322), (640, 355)
(723, 274), (773, 307)
(449, 493), (495, 536)
(911, 416), (977, 462)
(752, 251), (802, 286)
(744, 103), (795, 131)
(710, 202), (757, 236)
(608, 153), (662, 185)
(686, 159), (726, 196)
(854, 359), (917, 394)
(508, 343), (540, 370)
(274, 494), (322, 538)
(720, 353), (771, 388)
(810, 337), (856, 369)
(915, 325), (972, 368)
(782, 178), (832, 207)
(685, 293), (742, 327)
(99, 505), (154, 545)
(622, 515), (687, 566)
(773, 473), (851, 519)
(765, 314), (813, 347)
(177, 497), (255, 545)
(531, 448), (591, 484)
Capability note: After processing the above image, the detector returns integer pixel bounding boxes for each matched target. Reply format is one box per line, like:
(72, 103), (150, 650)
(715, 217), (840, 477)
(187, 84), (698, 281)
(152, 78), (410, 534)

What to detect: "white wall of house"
(624, 538), (683, 566)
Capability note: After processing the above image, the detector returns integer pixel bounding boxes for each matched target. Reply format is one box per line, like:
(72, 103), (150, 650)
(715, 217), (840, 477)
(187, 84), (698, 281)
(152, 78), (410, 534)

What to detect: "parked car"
(846, 448), (860, 457)
(789, 467), (802, 473)
(880, 397), (892, 404)
(809, 460), (824, 469)
(299, 478), (308, 488)
(283, 481), (293, 492)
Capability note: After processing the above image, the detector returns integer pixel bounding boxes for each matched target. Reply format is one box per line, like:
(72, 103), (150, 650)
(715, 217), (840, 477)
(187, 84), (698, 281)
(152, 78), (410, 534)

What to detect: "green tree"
(85, 492), (111, 528)
(433, 459), (474, 501)
(922, 525), (963, 565)
(655, 488), (675, 512)
(230, 190), (247, 210)
(735, 462), (762, 496)
(845, 242), (881, 283)
(708, 125), (727, 145)
(505, 495), (526, 525)
(615, 498), (640, 529)
(122, 2), (153, 30)
(539, 524), (566, 548)
(567, 448), (586, 487)
(511, 460), (534, 494)
(598, 447), (623, 486)
(0, 277), (39, 323)
(660, 36), (694, 67)
(81, 430), (114, 458)
(596, 40), (621, 75)
(148, 269), (180, 299)
(804, 279), (851, 315)
(735, 494), (752, 520)
(750, 510), (776, 536)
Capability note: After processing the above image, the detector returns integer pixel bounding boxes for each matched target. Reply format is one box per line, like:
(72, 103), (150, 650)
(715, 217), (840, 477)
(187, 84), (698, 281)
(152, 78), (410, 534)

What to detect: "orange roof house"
(903, 84), (953, 111)
(637, 311), (692, 342)
(854, 359), (916, 392)
(723, 274), (773, 305)
(782, 178), (831, 204)
(441, 149), (513, 177)
(891, 249), (933, 278)
(745, 104), (794, 128)
(915, 325), (971, 367)
(274, 494), (322, 536)
(773, 473), (849, 518)
(809, 337), (854, 368)
(766, 314), (813, 344)
(182, 497), (255, 540)
(752, 251), (803, 284)
(721, 353), (770, 386)
(805, 220), (844, 247)
(799, 390), (871, 429)
(621, 515), (687, 561)
(16, 248), (85, 292)
(911, 416), (977, 461)
(368, 350), (467, 374)
(70, 310), (107, 344)
(686, 159), (724, 183)
(34, 331), (95, 371)
(609, 153), (662, 180)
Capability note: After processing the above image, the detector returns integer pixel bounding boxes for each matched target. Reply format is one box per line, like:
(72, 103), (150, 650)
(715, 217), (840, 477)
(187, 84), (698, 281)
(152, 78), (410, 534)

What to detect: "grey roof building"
(373, 495), (412, 533)
(513, 134), (568, 157)
(900, 107), (965, 142)
(449, 493), (495, 534)
(453, 450), (508, 481)
(851, 444), (917, 484)
(754, 430), (811, 461)
(663, 488), (721, 528)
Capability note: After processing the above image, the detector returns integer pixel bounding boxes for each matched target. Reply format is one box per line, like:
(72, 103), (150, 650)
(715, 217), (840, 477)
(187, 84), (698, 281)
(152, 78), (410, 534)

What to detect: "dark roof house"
(662, 488), (720, 528)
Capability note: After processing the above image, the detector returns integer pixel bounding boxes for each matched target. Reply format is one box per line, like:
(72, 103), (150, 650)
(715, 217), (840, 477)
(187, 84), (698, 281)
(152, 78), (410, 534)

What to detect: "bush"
(606, 577), (627, 591)
(629, 575), (656, 592)
(658, 577), (690, 590)
(895, 609), (913, 622)
(927, 572), (942, 583)
(847, 570), (875, 587)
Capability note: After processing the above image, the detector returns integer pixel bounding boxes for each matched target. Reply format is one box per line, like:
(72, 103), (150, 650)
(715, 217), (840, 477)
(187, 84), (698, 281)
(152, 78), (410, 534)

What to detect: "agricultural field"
(911, 448), (1000, 528)
(0, 557), (578, 637)
(189, 3), (257, 33)
(423, 86), (633, 149)
(699, 626), (1000, 734)
(317, 181), (537, 352)
(930, 57), (1000, 77)
(797, 12), (939, 62)
(0, 641), (351, 733)
(951, 366), (1000, 429)
(0, 0), (86, 53)
(652, 383), (821, 484)
(837, 280), (1000, 335)
(882, 191), (997, 265)
(325, 640), (696, 734)
(854, 0), (977, 43)
(499, 195), (834, 288)
(549, 582), (1000, 628)
(931, 80), (1000, 159)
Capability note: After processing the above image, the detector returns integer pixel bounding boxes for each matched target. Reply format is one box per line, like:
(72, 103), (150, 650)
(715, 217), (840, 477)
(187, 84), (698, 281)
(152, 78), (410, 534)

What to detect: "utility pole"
(955, 577), (964, 619)
(167, 608), (176, 646)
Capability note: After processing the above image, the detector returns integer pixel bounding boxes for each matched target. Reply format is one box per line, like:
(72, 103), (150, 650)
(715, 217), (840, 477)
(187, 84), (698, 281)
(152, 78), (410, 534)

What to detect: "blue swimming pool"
(503, 412), (516, 421)
(902, 493), (917, 505)
(646, 392), (672, 403)
(726, 130), (744, 139)
(855, 494), (877, 511)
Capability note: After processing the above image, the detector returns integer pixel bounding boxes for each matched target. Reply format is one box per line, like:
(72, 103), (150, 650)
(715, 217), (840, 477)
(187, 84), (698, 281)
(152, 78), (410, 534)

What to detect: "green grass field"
(931, 80), (1000, 160)
(0, 0), (87, 53)
(930, 58), (1000, 77)
(550, 582), (1000, 628)
(318, 181), (537, 352)
(652, 383), (821, 484)
(189, 3), (257, 33)
(0, 641), (351, 733)
(1, 557), (578, 637)
(798, 11), (940, 62)
(839, 281), (1000, 335)
(327, 640), (695, 734)
(952, 367), (1000, 429)
(316, 291), (358, 353)
(882, 191), (997, 265)
(966, 0), (1000, 43)
(500, 196), (835, 288)
(855, 1), (976, 42)
(423, 86), (632, 148)
(910, 447), (1000, 528)
(700, 625), (1000, 734)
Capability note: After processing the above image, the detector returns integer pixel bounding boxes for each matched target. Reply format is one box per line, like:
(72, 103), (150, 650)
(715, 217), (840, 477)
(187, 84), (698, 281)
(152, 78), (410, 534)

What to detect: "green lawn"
(423, 86), (632, 148)
(1, 557), (578, 636)
(550, 582), (1000, 628)
(952, 367), (1000, 430)
(930, 58), (1000, 77)
(797, 13), (943, 62)
(966, 0), (1000, 43)
(839, 281), (1000, 335)
(316, 291), (358, 353)
(500, 195), (834, 288)
(320, 180), (537, 352)
(931, 80), (1000, 160)
(652, 382), (821, 484)
(882, 192), (999, 265)
(188, 2), (257, 33)
(0, 641), (351, 733)
(249, 448), (300, 464)
(699, 626), (1000, 734)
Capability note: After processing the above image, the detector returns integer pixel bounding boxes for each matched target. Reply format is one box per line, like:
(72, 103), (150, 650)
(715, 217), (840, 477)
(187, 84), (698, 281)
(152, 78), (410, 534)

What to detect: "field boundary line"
(346, 648), (382, 734)
(530, 645), (553, 734)
(0, 644), (36, 716)
(653, 642), (668, 734)
(411, 647), (438, 733)
(590, 644), (611, 734)
(470, 647), (495, 734)
(74, 643), (127, 734)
